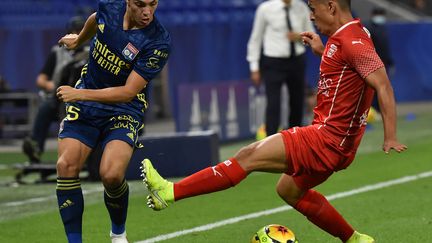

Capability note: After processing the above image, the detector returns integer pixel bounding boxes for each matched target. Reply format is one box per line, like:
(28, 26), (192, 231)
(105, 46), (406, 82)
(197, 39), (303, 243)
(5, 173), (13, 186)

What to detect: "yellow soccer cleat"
(346, 231), (375, 243)
(140, 159), (174, 211)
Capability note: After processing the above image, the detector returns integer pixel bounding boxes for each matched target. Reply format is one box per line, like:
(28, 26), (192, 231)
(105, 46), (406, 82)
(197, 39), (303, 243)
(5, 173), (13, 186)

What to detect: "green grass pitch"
(0, 111), (431, 242)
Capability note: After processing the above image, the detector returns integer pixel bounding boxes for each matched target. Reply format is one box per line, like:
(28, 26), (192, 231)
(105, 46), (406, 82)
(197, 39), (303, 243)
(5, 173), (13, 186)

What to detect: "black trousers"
(261, 54), (306, 136)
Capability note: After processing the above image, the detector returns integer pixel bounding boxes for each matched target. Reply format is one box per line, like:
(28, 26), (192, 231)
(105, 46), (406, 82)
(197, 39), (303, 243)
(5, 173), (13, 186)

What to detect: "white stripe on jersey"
(321, 64), (348, 128)
(340, 86), (365, 147)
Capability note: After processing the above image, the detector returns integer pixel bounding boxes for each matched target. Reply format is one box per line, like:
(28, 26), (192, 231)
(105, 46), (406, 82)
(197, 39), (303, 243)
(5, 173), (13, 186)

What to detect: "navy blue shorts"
(58, 103), (144, 149)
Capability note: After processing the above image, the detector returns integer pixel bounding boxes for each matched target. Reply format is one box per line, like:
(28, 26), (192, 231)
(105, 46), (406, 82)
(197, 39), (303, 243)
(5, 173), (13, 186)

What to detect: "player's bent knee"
(56, 158), (81, 177)
(234, 143), (259, 165)
(276, 179), (303, 206)
(276, 186), (298, 206)
(235, 141), (279, 173)
(100, 172), (124, 188)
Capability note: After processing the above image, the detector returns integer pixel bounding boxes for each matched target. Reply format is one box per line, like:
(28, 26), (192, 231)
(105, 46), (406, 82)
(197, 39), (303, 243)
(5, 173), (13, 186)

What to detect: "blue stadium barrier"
(387, 22), (432, 101)
(125, 130), (219, 180)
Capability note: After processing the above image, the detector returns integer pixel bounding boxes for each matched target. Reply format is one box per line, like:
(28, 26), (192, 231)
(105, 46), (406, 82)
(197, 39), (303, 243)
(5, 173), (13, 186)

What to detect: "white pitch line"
(136, 171), (432, 243)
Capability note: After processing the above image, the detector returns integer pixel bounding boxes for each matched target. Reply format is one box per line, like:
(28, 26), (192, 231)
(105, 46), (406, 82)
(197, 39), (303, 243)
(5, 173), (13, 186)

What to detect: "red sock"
(294, 190), (354, 242)
(174, 158), (247, 201)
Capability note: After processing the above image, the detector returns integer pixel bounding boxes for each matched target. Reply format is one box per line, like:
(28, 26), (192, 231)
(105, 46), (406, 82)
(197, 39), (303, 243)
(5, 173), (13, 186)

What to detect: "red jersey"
(312, 19), (384, 152)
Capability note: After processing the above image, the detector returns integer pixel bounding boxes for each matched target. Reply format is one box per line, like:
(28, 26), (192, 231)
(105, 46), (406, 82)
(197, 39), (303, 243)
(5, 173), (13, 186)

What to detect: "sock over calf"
(174, 158), (247, 201)
(56, 177), (84, 243)
(104, 179), (129, 235)
(294, 189), (354, 242)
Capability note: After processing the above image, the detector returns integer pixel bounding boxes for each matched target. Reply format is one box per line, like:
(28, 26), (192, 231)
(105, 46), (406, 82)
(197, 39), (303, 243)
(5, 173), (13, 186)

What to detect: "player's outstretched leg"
(346, 231), (375, 243)
(140, 159), (174, 211)
(141, 157), (248, 211)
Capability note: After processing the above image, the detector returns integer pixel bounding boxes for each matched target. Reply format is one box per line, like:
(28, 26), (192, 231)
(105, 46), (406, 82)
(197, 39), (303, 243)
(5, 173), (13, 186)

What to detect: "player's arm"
(58, 13), (97, 50)
(56, 70), (148, 103)
(364, 68), (407, 153)
(300, 31), (324, 56)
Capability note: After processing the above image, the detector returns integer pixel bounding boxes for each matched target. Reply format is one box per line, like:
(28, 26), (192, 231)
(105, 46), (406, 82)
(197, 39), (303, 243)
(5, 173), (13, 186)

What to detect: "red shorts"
(280, 125), (357, 190)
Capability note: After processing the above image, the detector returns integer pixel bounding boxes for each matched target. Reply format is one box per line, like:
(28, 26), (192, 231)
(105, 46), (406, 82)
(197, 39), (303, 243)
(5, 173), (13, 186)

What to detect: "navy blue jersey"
(76, 0), (171, 117)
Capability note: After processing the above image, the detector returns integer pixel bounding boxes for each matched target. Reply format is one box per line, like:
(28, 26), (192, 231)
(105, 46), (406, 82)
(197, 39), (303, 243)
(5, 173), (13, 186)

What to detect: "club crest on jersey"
(326, 44), (338, 58)
(359, 110), (368, 126)
(122, 43), (139, 61)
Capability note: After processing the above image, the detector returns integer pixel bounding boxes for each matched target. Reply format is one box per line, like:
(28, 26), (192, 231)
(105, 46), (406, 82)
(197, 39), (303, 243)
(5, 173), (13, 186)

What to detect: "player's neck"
(330, 13), (354, 36)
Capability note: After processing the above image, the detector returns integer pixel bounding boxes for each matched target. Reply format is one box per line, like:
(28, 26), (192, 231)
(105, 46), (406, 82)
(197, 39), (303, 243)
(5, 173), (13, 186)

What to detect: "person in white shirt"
(247, 0), (315, 136)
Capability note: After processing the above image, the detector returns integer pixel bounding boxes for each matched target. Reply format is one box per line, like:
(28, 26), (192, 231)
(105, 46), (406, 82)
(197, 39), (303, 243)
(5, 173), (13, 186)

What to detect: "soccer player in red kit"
(141, 0), (407, 242)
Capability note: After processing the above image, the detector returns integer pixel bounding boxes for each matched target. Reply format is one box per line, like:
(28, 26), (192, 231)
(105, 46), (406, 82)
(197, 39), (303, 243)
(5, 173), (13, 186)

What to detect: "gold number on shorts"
(66, 106), (80, 121)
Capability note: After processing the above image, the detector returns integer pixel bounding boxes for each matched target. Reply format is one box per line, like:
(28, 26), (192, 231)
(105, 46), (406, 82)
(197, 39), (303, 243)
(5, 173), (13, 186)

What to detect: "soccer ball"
(251, 224), (298, 243)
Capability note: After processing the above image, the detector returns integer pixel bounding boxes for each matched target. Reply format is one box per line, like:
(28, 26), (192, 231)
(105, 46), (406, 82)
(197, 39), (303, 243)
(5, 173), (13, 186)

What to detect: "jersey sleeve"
(343, 39), (384, 79)
(133, 42), (170, 82)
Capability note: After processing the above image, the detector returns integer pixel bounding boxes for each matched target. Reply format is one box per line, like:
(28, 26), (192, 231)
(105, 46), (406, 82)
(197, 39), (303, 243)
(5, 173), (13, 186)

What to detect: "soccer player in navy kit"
(56, 0), (170, 242)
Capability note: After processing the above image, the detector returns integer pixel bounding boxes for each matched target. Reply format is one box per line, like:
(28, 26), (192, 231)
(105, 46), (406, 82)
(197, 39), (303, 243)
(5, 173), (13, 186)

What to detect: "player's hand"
(300, 31), (324, 56)
(382, 140), (407, 154)
(250, 71), (261, 86)
(56, 85), (81, 102)
(58, 34), (79, 50)
(287, 32), (302, 42)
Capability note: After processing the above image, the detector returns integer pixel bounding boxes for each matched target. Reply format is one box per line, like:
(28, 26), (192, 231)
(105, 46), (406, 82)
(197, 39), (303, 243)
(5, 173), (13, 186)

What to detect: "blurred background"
(0, 0), (431, 146)
(0, 1), (432, 242)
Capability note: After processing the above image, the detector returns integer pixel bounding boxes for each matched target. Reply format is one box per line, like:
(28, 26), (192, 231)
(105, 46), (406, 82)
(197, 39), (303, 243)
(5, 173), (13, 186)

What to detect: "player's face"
(307, 0), (334, 36)
(127, 0), (158, 27)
